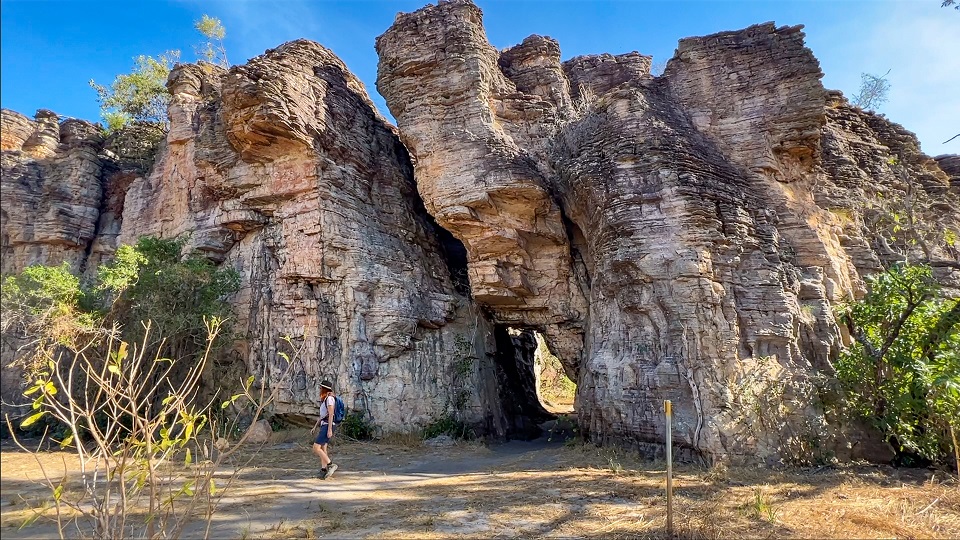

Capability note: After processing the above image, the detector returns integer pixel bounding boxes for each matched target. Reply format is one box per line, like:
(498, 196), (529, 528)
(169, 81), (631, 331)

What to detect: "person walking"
(311, 380), (339, 479)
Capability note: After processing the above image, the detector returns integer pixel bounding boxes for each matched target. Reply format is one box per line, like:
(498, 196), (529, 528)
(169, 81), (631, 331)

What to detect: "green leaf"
(108, 365), (121, 376)
(60, 435), (74, 449)
(184, 448), (192, 466)
(208, 478), (216, 495)
(53, 484), (64, 502)
(21, 411), (46, 428)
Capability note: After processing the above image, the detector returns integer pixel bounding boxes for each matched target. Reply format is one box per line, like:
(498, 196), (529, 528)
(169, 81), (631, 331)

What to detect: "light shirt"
(319, 395), (336, 423)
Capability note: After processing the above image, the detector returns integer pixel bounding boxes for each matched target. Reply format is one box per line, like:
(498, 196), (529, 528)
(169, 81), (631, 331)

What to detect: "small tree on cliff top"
(89, 50), (180, 132)
(195, 15), (228, 67)
(90, 14), (229, 132)
(852, 70), (891, 111)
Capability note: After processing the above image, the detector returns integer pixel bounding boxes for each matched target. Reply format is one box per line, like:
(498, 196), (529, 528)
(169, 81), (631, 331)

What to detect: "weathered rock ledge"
(2, 0), (957, 463)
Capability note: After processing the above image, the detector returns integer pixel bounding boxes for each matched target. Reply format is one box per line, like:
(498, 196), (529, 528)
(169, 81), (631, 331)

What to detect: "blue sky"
(1, 0), (957, 154)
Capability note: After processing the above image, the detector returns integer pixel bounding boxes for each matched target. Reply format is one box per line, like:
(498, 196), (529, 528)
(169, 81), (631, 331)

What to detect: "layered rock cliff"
(2, 0), (957, 462)
(375, 0), (958, 461)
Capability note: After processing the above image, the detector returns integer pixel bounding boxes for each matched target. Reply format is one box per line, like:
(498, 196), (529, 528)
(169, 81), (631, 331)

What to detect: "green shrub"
(3, 235), (240, 384)
(422, 414), (470, 440)
(339, 410), (374, 441)
(836, 263), (959, 464)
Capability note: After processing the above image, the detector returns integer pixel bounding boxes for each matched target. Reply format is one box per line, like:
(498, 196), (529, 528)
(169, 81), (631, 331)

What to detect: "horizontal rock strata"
(376, 0), (958, 461)
(2, 0), (957, 461)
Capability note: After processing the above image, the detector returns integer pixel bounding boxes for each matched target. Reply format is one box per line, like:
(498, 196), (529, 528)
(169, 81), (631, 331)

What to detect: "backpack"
(332, 395), (347, 424)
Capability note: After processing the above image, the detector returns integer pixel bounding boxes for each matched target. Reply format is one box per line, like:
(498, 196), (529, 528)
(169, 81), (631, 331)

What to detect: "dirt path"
(3, 433), (959, 539)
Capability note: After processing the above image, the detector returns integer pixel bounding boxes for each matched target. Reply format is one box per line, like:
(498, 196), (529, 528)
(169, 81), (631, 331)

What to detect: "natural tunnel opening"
(426, 218), (470, 296)
(532, 332), (576, 415)
(492, 325), (576, 440)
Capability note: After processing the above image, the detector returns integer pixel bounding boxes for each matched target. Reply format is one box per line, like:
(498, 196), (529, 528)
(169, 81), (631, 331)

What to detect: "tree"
(89, 51), (180, 131)
(194, 15), (229, 68)
(3, 236), (240, 382)
(835, 264), (960, 466)
(89, 15), (228, 132)
(851, 70), (891, 111)
(943, 0), (959, 10)
(1, 237), (297, 539)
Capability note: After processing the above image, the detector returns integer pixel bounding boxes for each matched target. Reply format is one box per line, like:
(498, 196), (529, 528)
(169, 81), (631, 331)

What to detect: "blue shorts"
(314, 423), (336, 445)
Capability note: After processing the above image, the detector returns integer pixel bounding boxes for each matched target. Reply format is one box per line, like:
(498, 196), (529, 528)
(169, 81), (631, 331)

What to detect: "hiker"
(311, 380), (339, 479)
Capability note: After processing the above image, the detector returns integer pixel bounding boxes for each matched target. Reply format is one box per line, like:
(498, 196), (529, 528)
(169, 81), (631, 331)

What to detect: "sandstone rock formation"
(376, 0), (958, 462)
(2, 0), (957, 463)
(113, 43), (515, 432)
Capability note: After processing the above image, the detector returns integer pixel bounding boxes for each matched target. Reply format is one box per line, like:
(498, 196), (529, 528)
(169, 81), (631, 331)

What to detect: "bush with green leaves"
(2, 236), (240, 384)
(339, 410), (375, 441)
(836, 263), (959, 464)
(100, 236), (241, 364)
(90, 51), (180, 131)
(422, 414), (470, 440)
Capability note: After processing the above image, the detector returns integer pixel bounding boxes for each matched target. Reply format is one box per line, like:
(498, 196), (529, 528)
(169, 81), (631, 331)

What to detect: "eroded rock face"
(376, 4), (589, 379)
(117, 42), (506, 431)
(3, 0), (957, 462)
(376, 0), (958, 462)
(1, 110), (104, 275)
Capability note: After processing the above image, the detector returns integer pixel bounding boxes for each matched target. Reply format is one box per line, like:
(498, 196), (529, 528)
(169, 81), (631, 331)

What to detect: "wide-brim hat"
(320, 380), (334, 391)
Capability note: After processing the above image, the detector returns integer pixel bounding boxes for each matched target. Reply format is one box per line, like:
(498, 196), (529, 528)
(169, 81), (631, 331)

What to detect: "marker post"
(665, 399), (673, 537)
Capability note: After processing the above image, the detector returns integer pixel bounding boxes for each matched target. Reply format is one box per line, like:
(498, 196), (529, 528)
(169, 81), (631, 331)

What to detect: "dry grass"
(3, 436), (958, 539)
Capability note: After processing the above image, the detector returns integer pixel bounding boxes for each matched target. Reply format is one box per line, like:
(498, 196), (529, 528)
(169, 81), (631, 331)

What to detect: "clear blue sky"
(2, 0), (957, 154)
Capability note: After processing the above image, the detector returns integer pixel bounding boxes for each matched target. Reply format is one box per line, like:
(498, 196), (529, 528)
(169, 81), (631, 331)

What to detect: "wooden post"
(665, 399), (673, 537)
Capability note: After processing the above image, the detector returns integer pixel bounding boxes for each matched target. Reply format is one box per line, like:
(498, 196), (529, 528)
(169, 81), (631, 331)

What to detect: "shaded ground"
(2, 430), (958, 539)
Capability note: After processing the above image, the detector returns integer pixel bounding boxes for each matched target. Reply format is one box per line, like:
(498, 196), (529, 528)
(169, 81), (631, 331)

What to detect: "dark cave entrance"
(492, 325), (576, 440)
(434, 226), (470, 296)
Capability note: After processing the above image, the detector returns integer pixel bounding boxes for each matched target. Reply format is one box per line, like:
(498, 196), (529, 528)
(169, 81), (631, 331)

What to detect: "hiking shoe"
(325, 463), (338, 479)
(318, 468), (328, 479)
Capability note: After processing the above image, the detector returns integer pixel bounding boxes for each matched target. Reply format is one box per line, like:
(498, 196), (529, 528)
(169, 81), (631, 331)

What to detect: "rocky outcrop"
(376, 7), (588, 380)
(3, 0), (957, 462)
(0, 110), (164, 276)
(376, 0), (958, 462)
(115, 42), (517, 433)
(1, 110), (104, 275)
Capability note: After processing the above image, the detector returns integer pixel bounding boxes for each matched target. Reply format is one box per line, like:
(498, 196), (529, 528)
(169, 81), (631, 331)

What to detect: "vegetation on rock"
(851, 70), (891, 111)
(195, 15), (229, 67)
(89, 51), (180, 131)
(836, 263), (959, 465)
(89, 14), (229, 131)
(2, 235), (240, 382)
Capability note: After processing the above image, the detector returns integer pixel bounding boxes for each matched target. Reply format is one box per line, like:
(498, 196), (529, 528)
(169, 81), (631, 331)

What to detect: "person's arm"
(326, 397), (335, 437)
(311, 394), (323, 433)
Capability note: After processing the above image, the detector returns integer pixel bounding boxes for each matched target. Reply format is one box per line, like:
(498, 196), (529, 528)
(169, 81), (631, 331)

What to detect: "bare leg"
(313, 442), (330, 468)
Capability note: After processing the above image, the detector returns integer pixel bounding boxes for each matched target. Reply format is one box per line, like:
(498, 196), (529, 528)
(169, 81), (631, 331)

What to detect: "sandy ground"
(2, 431), (959, 539)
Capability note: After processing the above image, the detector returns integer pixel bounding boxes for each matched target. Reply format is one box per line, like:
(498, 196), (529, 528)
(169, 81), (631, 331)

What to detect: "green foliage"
(2, 262), (81, 320)
(851, 70), (891, 111)
(835, 263), (959, 463)
(3, 236), (240, 381)
(195, 14), (228, 67)
(103, 236), (241, 360)
(422, 414), (470, 440)
(339, 410), (374, 441)
(90, 51), (180, 130)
